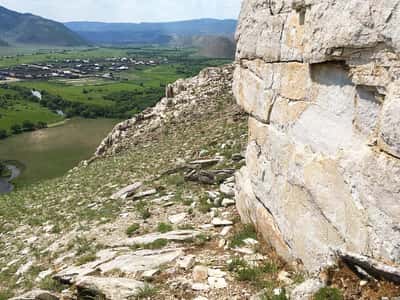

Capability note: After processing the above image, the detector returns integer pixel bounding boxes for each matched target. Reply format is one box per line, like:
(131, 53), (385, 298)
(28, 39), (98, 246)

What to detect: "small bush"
(194, 233), (210, 246)
(39, 276), (68, 292)
(77, 252), (97, 265)
(314, 287), (343, 300)
(145, 239), (168, 250)
(134, 283), (157, 299)
(228, 257), (247, 272)
(198, 196), (213, 213)
(228, 257), (278, 288)
(136, 201), (151, 219)
(74, 236), (93, 256)
(157, 222), (173, 233)
(126, 223), (140, 237)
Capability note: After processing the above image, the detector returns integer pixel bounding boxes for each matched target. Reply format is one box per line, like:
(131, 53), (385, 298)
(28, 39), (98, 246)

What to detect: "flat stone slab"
(109, 230), (200, 247)
(111, 182), (142, 200)
(132, 189), (157, 200)
(98, 248), (184, 274)
(189, 158), (221, 166)
(212, 218), (233, 226)
(76, 276), (145, 300)
(55, 249), (118, 283)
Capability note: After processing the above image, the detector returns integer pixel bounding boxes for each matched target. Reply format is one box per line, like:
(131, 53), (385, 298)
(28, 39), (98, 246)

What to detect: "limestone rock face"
(234, 0), (400, 272)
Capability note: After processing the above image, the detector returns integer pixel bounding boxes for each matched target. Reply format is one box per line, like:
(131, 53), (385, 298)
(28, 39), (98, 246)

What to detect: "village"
(0, 56), (165, 81)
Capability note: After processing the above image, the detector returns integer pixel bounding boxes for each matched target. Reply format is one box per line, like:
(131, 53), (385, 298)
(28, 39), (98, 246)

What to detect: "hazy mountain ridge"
(0, 38), (8, 46)
(65, 19), (237, 45)
(0, 6), (86, 47)
(171, 35), (236, 58)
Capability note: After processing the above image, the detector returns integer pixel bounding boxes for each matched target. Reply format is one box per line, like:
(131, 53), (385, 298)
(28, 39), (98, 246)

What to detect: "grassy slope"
(0, 82), (248, 296)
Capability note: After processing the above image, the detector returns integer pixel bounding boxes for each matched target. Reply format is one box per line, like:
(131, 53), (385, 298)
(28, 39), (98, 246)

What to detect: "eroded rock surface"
(234, 0), (400, 272)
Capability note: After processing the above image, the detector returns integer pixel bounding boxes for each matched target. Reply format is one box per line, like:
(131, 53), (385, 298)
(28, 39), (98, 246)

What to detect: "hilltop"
(0, 6), (86, 47)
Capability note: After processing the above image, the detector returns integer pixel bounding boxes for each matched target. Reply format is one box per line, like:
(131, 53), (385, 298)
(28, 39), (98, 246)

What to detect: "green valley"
(0, 46), (231, 137)
(0, 46), (232, 189)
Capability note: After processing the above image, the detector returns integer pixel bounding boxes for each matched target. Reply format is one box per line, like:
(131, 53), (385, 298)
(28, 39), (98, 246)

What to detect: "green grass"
(39, 276), (68, 292)
(0, 102), (62, 133)
(134, 283), (158, 300)
(0, 47), (131, 68)
(76, 252), (97, 265)
(157, 222), (173, 233)
(230, 224), (258, 248)
(259, 289), (288, 300)
(135, 201), (151, 220)
(0, 87), (63, 133)
(314, 287), (343, 300)
(228, 258), (278, 288)
(0, 77), (246, 294)
(12, 80), (116, 107)
(198, 195), (215, 213)
(126, 223), (140, 237)
(144, 239), (169, 250)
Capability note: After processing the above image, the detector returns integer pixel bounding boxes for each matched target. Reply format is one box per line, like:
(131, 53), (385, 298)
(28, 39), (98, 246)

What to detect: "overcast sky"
(0, 0), (242, 23)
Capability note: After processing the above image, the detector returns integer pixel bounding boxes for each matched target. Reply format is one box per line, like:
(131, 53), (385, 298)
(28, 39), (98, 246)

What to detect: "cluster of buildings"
(0, 56), (165, 81)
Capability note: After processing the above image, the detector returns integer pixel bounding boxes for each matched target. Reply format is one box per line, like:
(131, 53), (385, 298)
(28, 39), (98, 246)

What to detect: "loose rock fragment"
(110, 182), (142, 200)
(193, 265), (209, 282)
(212, 218), (233, 226)
(168, 213), (187, 224)
(208, 276), (228, 289)
(177, 255), (196, 270)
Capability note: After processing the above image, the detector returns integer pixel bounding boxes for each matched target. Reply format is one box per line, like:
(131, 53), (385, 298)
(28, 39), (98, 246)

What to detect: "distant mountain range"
(0, 5), (237, 58)
(65, 19), (237, 45)
(0, 6), (86, 47)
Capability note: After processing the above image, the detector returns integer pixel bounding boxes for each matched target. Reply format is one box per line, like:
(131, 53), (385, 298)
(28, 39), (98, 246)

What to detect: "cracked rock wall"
(233, 0), (400, 272)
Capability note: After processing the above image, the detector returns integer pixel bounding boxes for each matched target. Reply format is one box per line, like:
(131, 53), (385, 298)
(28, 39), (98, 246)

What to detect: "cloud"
(0, 0), (242, 22)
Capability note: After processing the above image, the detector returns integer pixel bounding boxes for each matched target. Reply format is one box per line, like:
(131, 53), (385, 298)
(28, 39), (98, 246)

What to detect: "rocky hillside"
(1, 65), (303, 300)
(234, 0), (400, 298)
(2, 0), (400, 299)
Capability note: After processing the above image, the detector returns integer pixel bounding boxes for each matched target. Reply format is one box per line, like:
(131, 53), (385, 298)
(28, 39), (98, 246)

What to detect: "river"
(0, 164), (21, 193)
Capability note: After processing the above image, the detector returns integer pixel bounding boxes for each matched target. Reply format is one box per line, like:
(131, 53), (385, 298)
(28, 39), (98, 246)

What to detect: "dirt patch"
(327, 261), (400, 300)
